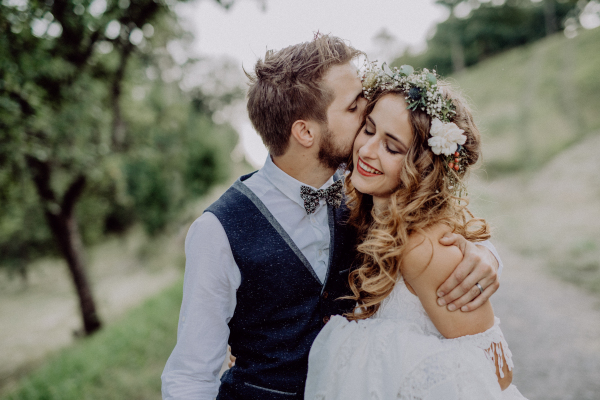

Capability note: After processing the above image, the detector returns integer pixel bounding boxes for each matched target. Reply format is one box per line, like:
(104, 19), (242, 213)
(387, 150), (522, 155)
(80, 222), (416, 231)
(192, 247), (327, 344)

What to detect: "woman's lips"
(357, 157), (383, 177)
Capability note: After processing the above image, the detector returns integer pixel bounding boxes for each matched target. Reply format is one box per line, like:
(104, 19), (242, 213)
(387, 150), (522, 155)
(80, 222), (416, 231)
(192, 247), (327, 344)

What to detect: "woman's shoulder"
(402, 222), (462, 282)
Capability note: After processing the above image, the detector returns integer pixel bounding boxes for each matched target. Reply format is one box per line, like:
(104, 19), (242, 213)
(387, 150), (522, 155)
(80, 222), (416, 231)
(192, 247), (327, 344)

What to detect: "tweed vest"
(206, 173), (357, 400)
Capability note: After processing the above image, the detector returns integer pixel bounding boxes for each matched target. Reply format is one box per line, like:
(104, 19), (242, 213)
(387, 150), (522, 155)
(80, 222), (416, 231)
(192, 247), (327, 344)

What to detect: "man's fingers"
(444, 278), (487, 311)
(228, 354), (236, 368)
(437, 237), (474, 298)
(439, 233), (467, 252)
(460, 280), (500, 312)
(438, 252), (493, 307)
(440, 269), (484, 310)
(436, 254), (476, 300)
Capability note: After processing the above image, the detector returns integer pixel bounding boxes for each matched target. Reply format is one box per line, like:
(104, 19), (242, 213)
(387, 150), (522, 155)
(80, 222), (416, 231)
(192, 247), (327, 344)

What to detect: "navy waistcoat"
(206, 173), (357, 400)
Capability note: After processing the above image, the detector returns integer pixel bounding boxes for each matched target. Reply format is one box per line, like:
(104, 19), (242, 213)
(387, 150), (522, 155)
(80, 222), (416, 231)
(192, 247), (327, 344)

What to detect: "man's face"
(317, 62), (367, 169)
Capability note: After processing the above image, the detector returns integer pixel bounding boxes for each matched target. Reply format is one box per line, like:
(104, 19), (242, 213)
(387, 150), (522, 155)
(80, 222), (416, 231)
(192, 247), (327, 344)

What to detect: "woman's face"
(351, 94), (414, 207)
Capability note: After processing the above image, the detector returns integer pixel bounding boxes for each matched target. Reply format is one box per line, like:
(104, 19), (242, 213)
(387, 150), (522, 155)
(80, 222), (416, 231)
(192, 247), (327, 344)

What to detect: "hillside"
(453, 27), (600, 176)
(449, 28), (600, 295)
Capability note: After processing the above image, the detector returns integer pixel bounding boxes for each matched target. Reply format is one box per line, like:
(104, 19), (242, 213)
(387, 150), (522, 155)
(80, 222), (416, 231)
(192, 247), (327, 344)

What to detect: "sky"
(175, 0), (451, 167)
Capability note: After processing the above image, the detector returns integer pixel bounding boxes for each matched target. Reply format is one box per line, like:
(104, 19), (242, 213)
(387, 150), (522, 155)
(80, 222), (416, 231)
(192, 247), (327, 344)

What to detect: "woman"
(304, 64), (528, 400)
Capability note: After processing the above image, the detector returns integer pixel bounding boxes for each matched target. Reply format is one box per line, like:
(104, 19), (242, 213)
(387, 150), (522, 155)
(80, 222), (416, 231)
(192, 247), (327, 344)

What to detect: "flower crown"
(360, 61), (468, 192)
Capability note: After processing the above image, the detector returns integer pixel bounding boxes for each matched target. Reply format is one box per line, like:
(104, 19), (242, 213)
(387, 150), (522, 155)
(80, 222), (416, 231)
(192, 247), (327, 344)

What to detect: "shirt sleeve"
(475, 240), (503, 277)
(161, 212), (241, 400)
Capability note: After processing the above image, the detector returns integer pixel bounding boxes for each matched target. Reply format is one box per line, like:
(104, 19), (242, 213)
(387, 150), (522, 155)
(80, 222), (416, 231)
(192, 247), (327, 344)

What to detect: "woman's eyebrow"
(367, 115), (408, 151)
(386, 133), (408, 151)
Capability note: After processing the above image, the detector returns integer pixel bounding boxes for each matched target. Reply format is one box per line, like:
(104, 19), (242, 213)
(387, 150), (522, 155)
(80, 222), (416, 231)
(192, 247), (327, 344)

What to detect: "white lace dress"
(305, 278), (528, 400)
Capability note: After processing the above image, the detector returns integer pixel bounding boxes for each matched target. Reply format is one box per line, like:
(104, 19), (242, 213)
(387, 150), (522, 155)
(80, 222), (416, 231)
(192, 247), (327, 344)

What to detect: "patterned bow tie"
(300, 179), (344, 214)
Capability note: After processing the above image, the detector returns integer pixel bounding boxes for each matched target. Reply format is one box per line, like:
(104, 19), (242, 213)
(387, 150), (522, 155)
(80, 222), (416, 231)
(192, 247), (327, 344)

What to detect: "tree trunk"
(45, 209), (102, 335)
(26, 157), (102, 335)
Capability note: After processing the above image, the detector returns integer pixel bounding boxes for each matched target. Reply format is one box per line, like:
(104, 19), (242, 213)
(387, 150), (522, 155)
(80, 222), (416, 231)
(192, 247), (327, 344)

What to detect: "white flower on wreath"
(427, 118), (467, 156)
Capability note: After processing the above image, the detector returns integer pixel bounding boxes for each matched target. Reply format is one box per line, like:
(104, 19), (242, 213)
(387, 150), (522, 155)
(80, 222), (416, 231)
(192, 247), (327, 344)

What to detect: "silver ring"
(475, 282), (484, 295)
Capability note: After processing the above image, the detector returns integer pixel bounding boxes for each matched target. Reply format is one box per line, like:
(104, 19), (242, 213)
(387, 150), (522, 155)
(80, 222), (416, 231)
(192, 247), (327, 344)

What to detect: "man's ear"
(290, 119), (318, 148)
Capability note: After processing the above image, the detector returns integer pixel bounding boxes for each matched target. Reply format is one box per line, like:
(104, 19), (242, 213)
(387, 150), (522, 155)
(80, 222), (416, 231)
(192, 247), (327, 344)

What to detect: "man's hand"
(228, 345), (236, 368)
(436, 233), (499, 312)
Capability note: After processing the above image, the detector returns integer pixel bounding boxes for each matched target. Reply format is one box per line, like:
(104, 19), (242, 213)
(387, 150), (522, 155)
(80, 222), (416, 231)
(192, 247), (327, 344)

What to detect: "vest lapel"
(320, 205), (336, 293)
(232, 179), (322, 285)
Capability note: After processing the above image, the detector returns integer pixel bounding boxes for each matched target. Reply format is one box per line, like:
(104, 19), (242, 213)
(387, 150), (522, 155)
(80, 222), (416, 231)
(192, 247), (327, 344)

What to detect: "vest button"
(323, 316), (330, 324)
(322, 291), (329, 299)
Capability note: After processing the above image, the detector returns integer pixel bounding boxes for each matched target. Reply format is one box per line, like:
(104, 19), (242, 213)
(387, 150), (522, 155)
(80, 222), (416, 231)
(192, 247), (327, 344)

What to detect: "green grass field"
(1, 282), (181, 400)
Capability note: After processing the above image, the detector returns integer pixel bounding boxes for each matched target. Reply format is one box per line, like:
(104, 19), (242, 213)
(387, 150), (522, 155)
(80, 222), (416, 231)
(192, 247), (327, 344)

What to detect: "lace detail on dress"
(397, 346), (503, 400)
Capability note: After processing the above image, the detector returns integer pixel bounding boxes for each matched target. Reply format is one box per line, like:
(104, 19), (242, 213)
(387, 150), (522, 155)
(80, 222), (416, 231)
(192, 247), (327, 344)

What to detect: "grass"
(1, 282), (182, 400)
(0, 161), (254, 399)
(453, 27), (600, 176)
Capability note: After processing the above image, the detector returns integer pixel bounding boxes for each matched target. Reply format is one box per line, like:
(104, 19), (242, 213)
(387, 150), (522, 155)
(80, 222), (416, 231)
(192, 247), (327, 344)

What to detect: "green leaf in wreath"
(399, 65), (414, 76)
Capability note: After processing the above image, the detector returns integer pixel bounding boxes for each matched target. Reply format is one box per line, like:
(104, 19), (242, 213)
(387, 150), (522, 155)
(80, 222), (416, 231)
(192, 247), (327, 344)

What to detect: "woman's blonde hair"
(345, 83), (490, 321)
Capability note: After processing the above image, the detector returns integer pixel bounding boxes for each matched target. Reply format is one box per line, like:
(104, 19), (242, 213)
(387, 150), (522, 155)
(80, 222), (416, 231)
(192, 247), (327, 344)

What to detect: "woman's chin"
(350, 175), (372, 196)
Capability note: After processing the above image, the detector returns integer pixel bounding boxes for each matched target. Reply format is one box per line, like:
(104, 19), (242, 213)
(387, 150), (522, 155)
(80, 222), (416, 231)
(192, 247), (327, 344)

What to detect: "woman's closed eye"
(384, 142), (401, 155)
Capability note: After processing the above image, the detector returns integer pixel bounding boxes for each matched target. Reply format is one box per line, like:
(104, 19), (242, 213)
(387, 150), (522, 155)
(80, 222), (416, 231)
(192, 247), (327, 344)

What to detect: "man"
(161, 34), (501, 400)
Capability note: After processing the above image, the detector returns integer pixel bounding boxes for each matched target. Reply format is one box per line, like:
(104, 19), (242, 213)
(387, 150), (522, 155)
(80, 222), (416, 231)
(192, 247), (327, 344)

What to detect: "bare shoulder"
(402, 222), (494, 339)
(401, 223), (460, 282)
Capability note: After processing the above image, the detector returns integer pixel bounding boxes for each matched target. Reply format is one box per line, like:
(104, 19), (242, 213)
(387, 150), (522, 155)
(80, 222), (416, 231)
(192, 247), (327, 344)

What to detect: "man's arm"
(161, 213), (240, 400)
(435, 234), (502, 312)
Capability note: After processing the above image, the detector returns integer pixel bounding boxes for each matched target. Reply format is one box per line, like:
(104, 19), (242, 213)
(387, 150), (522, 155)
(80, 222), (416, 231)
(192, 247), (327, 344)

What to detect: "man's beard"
(317, 125), (352, 170)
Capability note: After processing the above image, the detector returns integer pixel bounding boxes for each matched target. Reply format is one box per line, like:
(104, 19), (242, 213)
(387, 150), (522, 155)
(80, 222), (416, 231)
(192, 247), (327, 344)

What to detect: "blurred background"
(0, 0), (599, 399)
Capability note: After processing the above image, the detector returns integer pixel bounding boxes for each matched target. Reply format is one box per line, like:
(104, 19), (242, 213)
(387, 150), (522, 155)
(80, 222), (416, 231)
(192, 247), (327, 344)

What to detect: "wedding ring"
(475, 282), (484, 295)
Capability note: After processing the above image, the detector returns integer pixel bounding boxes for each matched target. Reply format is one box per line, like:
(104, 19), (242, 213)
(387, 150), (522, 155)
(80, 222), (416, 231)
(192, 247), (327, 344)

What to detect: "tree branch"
(25, 155), (57, 205)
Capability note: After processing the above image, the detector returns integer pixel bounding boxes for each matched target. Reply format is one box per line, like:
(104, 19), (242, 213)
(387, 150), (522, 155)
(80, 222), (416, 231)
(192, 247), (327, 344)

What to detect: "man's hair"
(246, 34), (362, 157)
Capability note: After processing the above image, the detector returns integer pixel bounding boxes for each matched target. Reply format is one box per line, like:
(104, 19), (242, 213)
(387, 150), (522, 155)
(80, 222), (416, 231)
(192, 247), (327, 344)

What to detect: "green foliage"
(1, 282), (183, 400)
(394, 0), (580, 76)
(0, 0), (240, 268)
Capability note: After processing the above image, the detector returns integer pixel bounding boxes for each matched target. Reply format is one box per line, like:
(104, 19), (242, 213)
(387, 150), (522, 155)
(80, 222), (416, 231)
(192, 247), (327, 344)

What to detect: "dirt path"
(0, 228), (182, 392)
(493, 242), (600, 400)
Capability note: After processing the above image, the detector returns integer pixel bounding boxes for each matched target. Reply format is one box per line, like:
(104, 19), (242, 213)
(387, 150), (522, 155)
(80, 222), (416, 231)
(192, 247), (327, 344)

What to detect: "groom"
(161, 34), (501, 400)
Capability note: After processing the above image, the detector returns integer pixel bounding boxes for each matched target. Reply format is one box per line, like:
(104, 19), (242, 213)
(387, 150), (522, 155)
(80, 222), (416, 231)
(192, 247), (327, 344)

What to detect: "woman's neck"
(372, 195), (390, 210)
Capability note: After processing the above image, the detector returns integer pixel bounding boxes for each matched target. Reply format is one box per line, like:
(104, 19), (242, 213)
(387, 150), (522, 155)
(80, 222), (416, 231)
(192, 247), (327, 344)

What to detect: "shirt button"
(323, 316), (330, 324)
(322, 291), (329, 299)
(318, 250), (323, 256)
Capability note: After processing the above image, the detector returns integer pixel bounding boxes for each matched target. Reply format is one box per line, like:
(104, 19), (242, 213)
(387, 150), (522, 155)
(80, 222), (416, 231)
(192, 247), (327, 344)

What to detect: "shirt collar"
(261, 155), (335, 209)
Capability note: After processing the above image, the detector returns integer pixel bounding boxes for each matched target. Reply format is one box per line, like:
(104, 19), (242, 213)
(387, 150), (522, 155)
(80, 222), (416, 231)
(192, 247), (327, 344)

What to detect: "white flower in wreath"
(427, 118), (467, 156)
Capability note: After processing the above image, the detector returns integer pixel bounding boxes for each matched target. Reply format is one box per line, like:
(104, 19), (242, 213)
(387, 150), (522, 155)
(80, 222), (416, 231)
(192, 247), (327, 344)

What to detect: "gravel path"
(493, 242), (600, 400)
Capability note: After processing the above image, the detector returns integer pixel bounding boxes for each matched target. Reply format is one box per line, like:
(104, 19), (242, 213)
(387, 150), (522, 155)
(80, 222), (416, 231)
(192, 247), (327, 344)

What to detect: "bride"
(304, 64), (528, 400)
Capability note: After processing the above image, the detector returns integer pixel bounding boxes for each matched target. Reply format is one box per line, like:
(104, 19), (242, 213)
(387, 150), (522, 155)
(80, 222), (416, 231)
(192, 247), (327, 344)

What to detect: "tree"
(395, 0), (582, 76)
(0, 0), (234, 335)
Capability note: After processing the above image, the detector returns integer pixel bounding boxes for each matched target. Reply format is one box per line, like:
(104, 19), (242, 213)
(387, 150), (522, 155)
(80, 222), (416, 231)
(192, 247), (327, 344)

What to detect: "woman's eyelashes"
(364, 127), (402, 155)
(384, 143), (401, 155)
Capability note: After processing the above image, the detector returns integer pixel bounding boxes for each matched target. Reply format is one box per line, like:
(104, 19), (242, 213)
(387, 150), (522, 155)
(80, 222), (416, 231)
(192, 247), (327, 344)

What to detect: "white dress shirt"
(161, 155), (504, 400)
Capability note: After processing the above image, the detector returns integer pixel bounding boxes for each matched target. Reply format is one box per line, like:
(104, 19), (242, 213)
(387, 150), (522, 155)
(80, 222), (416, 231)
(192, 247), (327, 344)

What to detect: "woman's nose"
(360, 135), (379, 160)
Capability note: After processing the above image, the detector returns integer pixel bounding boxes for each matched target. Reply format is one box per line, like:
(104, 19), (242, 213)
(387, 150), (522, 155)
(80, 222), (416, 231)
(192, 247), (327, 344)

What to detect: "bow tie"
(300, 179), (343, 214)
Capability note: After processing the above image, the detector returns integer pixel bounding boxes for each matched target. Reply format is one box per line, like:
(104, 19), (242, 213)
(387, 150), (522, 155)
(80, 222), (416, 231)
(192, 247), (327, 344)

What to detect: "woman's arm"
(401, 223), (512, 390)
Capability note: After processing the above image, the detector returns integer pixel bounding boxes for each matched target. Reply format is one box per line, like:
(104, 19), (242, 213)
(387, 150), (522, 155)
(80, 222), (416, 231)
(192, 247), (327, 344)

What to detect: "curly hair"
(344, 83), (490, 321)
